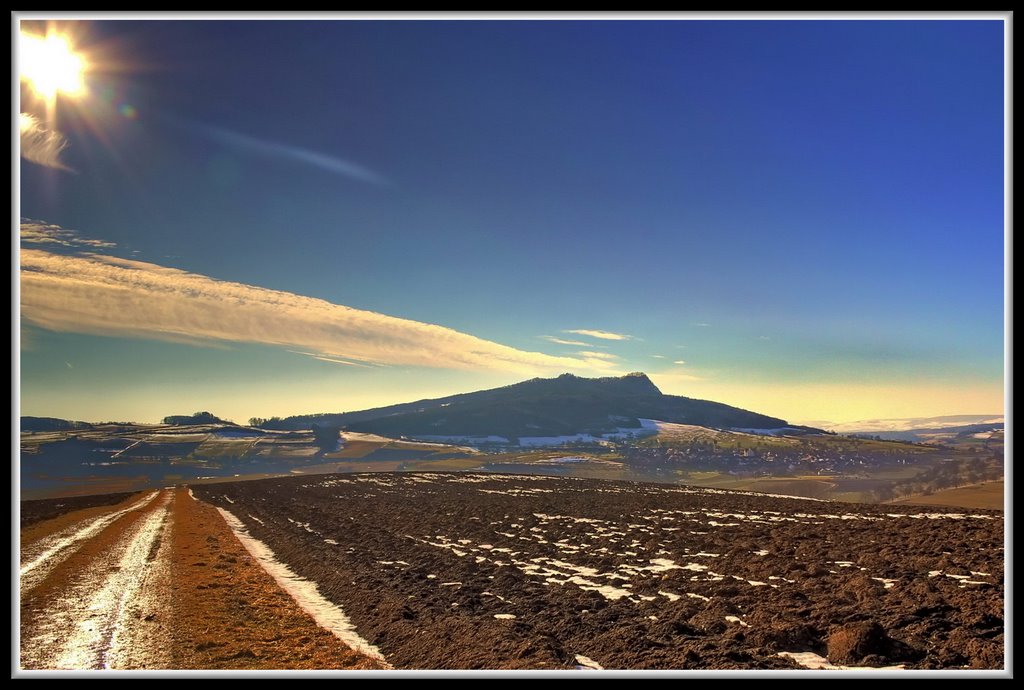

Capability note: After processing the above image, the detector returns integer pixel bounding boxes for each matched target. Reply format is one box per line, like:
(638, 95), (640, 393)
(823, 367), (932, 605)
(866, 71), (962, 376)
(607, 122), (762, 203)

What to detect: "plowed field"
(196, 473), (1004, 670)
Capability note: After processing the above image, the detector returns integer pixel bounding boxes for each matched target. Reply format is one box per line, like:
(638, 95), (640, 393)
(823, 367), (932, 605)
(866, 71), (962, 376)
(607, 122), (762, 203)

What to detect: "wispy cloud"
(692, 322), (711, 328)
(564, 328), (633, 341)
(20, 227), (620, 377)
(20, 219), (117, 250)
(673, 360), (687, 365)
(197, 122), (387, 185)
(540, 335), (587, 346)
(287, 350), (377, 368)
(311, 355), (375, 367)
(575, 351), (619, 361)
(19, 113), (71, 171)
(651, 354), (666, 359)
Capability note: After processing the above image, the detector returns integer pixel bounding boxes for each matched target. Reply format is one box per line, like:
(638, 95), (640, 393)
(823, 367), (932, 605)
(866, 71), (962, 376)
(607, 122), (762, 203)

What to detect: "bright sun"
(19, 30), (87, 100)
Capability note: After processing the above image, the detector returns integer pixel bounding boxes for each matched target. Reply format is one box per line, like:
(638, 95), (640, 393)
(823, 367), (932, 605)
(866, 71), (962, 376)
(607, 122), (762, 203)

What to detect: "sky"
(17, 16), (1006, 426)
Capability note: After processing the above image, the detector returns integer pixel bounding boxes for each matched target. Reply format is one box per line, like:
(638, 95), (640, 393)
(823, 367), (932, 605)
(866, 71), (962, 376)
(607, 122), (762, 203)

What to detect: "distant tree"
(162, 411), (227, 425)
(311, 423), (342, 452)
(873, 486), (895, 503)
(252, 416), (286, 430)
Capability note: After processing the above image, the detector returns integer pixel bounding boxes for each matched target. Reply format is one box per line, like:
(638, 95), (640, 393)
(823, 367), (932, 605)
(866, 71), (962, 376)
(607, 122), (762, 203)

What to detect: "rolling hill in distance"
(797, 415), (1005, 445)
(804, 415), (1005, 434)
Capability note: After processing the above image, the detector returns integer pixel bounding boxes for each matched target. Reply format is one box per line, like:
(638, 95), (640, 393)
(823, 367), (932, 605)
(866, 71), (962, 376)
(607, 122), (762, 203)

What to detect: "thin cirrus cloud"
(20, 219), (117, 250)
(195, 122), (387, 186)
(540, 335), (588, 346)
(563, 329), (633, 341)
(575, 351), (619, 361)
(20, 228), (621, 377)
(286, 350), (377, 368)
(19, 113), (71, 171)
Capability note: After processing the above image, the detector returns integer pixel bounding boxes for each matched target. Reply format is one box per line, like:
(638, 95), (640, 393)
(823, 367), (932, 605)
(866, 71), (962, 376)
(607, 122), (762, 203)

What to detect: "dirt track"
(196, 472), (1004, 670)
(21, 490), (172, 669)
(19, 488), (381, 670)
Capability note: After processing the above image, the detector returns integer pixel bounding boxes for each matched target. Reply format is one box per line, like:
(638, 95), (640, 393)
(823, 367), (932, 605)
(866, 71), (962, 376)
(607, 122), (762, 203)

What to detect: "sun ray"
(19, 28), (88, 102)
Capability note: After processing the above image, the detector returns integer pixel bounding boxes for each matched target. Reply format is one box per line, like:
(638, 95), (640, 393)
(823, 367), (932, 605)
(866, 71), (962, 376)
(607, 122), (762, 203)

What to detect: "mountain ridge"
(255, 372), (796, 439)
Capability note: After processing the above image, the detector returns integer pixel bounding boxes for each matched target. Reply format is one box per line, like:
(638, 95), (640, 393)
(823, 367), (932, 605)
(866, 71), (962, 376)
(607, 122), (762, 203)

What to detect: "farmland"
(194, 472), (1004, 670)
(891, 480), (1004, 511)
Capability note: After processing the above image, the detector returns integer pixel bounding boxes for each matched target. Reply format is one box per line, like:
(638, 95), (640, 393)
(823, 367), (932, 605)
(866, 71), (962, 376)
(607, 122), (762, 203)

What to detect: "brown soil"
(195, 472), (1004, 670)
(167, 488), (382, 669)
(21, 491), (142, 529)
(892, 481), (1004, 510)
(827, 621), (899, 664)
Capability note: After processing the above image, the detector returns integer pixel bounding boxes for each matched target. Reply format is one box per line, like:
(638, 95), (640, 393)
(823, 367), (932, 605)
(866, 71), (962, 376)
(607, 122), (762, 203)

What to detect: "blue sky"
(19, 18), (1006, 425)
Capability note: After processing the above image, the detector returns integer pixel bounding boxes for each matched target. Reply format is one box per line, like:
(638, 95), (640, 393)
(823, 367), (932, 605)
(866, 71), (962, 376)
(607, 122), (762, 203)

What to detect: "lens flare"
(19, 112), (35, 133)
(19, 30), (87, 100)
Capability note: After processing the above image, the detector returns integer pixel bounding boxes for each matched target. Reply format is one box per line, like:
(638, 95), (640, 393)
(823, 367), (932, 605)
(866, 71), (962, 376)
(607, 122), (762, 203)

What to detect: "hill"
(814, 415), (1004, 434)
(20, 416), (93, 432)
(259, 372), (793, 440)
(848, 422), (1004, 444)
(161, 411), (233, 426)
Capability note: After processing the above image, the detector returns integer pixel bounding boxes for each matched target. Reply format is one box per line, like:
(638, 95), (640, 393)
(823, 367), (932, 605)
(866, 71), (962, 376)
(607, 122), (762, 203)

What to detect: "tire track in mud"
(20, 490), (160, 594)
(20, 490), (173, 670)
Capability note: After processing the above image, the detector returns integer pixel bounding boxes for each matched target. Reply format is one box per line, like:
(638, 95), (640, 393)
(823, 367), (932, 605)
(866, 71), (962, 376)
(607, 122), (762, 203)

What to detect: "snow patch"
(574, 654), (604, 670)
(730, 427), (804, 436)
(415, 434), (509, 444)
(778, 651), (905, 670)
(215, 507), (389, 665)
(20, 491), (160, 587)
(56, 491), (172, 669)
